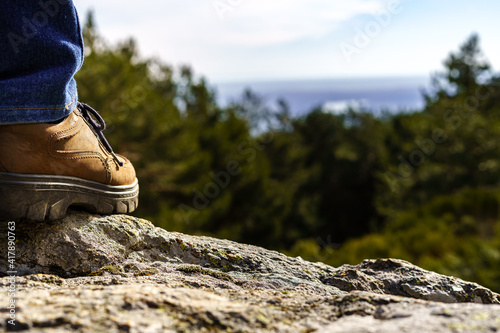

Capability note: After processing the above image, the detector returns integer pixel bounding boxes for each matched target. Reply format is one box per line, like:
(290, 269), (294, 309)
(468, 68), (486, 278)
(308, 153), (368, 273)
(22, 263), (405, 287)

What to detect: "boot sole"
(0, 172), (139, 221)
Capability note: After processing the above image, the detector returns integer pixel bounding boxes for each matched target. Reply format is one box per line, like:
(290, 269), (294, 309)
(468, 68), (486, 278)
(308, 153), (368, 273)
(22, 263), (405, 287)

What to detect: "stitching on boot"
(98, 141), (113, 184)
(48, 120), (101, 157)
(47, 115), (108, 182)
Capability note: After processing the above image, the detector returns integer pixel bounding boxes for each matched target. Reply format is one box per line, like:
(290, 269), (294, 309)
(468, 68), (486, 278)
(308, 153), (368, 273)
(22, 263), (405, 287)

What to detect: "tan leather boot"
(0, 103), (139, 221)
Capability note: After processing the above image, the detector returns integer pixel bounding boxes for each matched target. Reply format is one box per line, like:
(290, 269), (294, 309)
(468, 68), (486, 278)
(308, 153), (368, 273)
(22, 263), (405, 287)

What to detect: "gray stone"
(323, 258), (500, 304)
(0, 212), (499, 332)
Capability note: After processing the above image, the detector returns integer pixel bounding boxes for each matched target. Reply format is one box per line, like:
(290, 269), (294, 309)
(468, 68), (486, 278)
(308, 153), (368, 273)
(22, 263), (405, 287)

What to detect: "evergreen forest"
(76, 14), (500, 292)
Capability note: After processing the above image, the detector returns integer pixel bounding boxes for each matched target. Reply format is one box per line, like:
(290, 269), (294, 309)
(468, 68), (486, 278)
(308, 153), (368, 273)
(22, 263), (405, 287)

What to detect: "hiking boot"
(0, 102), (139, 221)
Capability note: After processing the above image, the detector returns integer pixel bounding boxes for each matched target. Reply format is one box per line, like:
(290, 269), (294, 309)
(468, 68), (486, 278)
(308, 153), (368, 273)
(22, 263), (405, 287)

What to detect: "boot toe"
(109, 154), (137, 186)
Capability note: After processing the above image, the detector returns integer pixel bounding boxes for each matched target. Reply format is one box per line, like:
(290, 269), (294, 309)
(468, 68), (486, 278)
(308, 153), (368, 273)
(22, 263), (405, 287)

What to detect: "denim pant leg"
(0, 0), (84, 124)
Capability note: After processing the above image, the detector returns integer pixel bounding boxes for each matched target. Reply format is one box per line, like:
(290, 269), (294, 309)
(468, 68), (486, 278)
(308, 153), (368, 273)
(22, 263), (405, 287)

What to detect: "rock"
(323, 258), (500, 304)
(319, 294), (500, 333)
(0, 212), (499, 332)
(0, 211), (342, 293)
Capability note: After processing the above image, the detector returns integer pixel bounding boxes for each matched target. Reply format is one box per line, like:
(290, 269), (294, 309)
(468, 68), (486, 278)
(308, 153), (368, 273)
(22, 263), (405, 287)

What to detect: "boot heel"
(0, 182), (70, 221)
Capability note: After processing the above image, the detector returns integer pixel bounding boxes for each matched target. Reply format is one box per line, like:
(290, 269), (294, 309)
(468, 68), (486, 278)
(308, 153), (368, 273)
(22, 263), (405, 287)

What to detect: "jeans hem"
(0, 98), (77, 124)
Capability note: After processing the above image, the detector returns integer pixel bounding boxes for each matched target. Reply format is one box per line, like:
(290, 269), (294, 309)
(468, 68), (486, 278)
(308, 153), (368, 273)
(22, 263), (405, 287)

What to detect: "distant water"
(213, 76), (430, 116)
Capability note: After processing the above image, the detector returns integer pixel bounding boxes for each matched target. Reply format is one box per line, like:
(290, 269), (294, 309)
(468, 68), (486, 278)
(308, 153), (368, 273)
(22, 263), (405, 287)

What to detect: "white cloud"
(73, 0), (416, 80)
(75, 0), (386, 47)
(216, 0), (386, 46)
(200, 0), (384, 46)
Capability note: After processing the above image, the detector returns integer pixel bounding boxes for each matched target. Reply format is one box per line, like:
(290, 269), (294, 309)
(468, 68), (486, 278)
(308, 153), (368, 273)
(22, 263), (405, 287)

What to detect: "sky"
(73, 0), (500, 83)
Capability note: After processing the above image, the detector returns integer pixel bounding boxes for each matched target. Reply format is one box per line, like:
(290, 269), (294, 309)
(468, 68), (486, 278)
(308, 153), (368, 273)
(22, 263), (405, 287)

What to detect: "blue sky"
(74, 0), (500, 83)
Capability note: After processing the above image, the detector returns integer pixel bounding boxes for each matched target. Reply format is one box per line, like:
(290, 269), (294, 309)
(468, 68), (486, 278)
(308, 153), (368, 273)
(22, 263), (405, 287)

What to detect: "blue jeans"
(0, 0), (83, 124)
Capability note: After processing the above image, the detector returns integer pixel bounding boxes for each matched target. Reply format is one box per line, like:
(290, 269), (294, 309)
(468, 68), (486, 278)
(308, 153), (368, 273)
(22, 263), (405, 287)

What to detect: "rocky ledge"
(1, 212), (499, 332)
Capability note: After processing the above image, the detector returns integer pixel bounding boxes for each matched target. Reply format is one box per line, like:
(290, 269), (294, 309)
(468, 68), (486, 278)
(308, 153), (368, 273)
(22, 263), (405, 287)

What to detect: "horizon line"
(210, 74), (431, 85)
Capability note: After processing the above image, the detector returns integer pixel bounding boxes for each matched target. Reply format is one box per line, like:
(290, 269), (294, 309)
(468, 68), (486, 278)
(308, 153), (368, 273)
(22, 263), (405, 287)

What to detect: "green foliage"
(304, 188), (500, 292)
(76, 17), (500, 292)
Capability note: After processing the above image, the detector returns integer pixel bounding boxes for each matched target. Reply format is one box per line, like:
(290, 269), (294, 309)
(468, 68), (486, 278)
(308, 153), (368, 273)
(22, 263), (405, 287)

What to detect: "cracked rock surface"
(1, 212), (499, 332)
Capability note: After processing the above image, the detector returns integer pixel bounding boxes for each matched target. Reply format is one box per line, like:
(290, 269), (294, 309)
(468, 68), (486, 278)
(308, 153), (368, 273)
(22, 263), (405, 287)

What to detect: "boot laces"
(77, 102), (124, 167)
